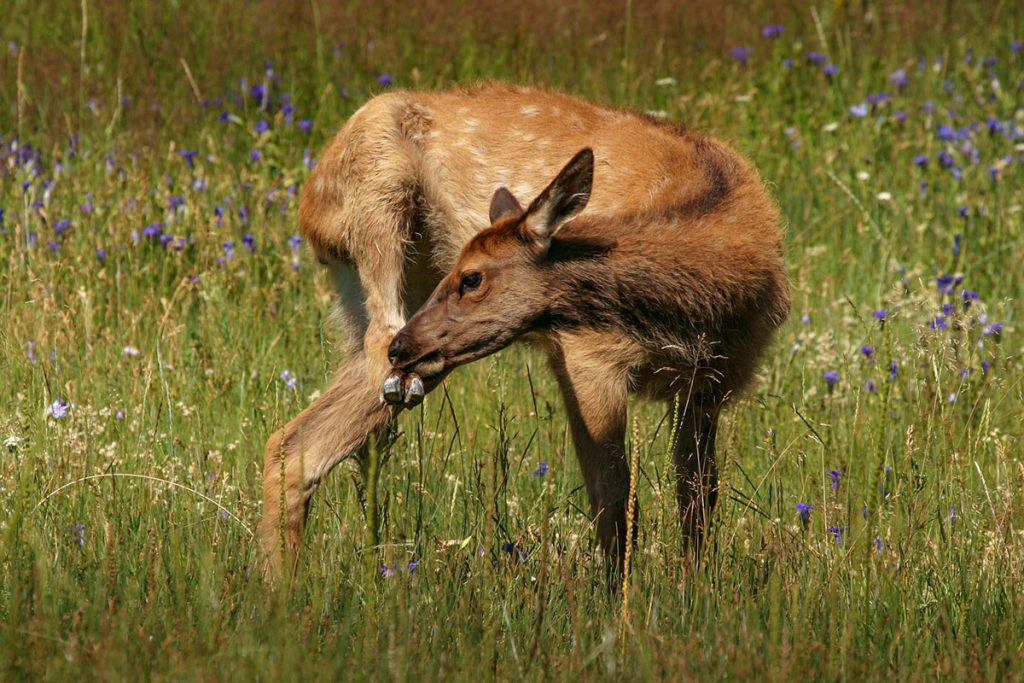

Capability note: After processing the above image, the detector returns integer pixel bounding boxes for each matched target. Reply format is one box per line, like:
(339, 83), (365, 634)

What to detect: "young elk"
(262, 84), (789, 574)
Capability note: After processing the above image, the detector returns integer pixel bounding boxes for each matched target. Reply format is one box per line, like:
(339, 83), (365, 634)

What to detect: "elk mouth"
(397, 350), (446, 383)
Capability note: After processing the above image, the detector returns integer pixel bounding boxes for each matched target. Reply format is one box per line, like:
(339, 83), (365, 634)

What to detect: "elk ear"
(489, 187), (523, 224)
(523, 148), (594, 247)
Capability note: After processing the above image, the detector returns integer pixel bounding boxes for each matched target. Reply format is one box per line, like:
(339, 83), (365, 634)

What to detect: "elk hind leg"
(261, 351), (392, 577)
(672, 397), (721, 556)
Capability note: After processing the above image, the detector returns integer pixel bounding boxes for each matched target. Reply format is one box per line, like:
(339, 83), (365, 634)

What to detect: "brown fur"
(262, 83), (789, 575)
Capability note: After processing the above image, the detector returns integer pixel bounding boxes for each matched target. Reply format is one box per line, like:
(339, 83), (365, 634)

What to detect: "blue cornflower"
(731, 46), (753, 64)
(874, 537), (883, 553)
(913, 154), (929, 168)
(981, 361), (991, 374)
(937, 124), (957, 141)
(865, 379), (877, 393)
(288, 234), (302, 253)
(982, 322), (1003, 338)
(849, 102), (868, 118)
(822, 63), (839, 77)
(298, 119), (313, 133)
(795, 502), (814, 524)
(379, 564), (395, 578)
(928, 316), (948, 331)
(762, 24), (784, 39)
(54, 219), (71, 234)
(873, 309), (888, 325)
(377, 74), (393, 86)
(827, 470), (842, 491)
(142, 222), (163, 238)
(801, 313), (811, 326)
(888, 361), (898, 381)
(806, 51), (826, 65)
(169, 195), (185, 211)
(827, 525), (845, 546)
(408, 561), (419, 575)
(935, 274), (956, 294)
(243, 233), (255, 252)
(47, 240), (60, 252)
(949, 506), (957, 522)
(961, 289), (978, 308)
(223, 241), (235, 261)
(280, 369), (297, 389)
(71, 523), (86, 547)
(179, 150), (198, 169)
(532, 461), (549, 478)
(255, 119), (270, 135)
(96, 248), (107, 262)
(861, 345), (874, 360)
(823, 371), (840, 389)
(249, 149), (262, 162)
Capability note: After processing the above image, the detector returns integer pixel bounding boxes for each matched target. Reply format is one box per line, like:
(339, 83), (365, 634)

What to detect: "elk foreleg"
(547, 334), (634, 569)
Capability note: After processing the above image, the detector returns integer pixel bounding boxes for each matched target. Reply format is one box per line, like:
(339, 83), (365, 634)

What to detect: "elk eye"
(459, 271), (482, 293)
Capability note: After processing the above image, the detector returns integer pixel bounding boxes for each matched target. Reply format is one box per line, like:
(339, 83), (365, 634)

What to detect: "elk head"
(382, 148), (595, 405)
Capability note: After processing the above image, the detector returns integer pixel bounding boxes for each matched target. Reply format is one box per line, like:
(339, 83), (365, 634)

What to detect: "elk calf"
(262, 84), (789, 573)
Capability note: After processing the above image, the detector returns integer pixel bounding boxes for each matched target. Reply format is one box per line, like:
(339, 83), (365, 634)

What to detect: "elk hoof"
(404, 375), (425, 406)
(382, 374), (404, 404)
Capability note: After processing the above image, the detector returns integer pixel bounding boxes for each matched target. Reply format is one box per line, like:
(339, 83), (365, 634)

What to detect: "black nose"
(387, 336), (403, 364)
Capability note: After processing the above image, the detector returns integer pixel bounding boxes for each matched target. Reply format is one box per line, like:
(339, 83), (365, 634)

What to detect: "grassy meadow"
(2, 1), (1024, 679)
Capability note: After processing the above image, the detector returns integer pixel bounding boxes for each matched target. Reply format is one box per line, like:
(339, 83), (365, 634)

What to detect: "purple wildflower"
(913, 154), (929, 168)
(827, 470), (842, 491)
(823, 371), (840, 389)
(54, 219), (71, 234)
(873, 309), (888, 325)
(865, 379), (877, 393)
(861, 345), (874, 360)
(280, 369), (297, 389)
(890, 68), (909, 91)
(179, 150), (198, 169)
(822, 63), (839, 77)
(889, 361), (898, 381)
(795, 502), (814, 525)
(928, 316), (948, 331)
(298, 119), (313, 133)
(71, 523), (86, 547)
(96, 247), (107, 261)
(532, 461), (549, 478)
(377, 73), (393, 87)
(807, 51), (826, 65)
(288, 234), (302, 254)
(849, 103), (868, 118)
(255, 119), (270, 135)
(142, 223), (163, 239)
(49, 399), (70, 419)
(827, 525), (845, 546)
(762, 24), (784, 39)
(379, 564), (395, 578)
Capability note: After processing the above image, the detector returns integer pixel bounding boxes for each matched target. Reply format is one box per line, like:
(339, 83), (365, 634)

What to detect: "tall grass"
(2, 1), (1023, 679)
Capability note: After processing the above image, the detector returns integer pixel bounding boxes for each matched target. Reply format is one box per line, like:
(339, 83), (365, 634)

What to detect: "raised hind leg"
(261, 351), (393, 576)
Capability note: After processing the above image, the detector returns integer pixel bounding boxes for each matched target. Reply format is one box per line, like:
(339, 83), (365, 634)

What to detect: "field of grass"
(2, 1), (1023, 679)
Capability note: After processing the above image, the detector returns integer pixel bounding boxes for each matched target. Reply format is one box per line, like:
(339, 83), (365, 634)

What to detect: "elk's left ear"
(489, 187), (523, 224)
(523, 148), (593, 247)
